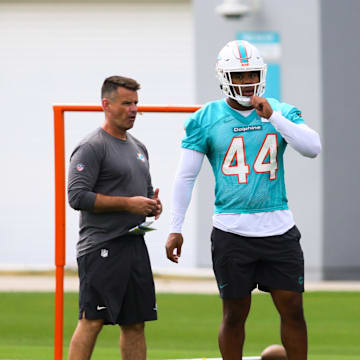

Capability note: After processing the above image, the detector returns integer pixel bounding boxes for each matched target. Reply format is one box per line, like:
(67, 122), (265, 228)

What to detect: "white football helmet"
(216, 40), (267, 106)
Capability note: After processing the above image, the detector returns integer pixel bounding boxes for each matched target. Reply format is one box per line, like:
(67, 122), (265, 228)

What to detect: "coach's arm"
(67, 143), (158, 216)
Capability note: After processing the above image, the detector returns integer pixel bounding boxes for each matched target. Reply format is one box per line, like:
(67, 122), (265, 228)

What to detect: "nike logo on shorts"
(97, 305), (107, 311)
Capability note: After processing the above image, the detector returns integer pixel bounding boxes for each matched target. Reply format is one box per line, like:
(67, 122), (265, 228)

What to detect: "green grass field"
(0, 291), (359, 359)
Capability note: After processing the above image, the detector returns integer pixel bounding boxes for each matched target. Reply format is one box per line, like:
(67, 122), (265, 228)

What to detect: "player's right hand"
(250, 96), (273, 119)
(165, 233), (184, 263)
(127, 196), (158, 216)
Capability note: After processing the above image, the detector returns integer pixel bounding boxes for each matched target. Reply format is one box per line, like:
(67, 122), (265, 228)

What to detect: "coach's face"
(103, 87), (138, 136)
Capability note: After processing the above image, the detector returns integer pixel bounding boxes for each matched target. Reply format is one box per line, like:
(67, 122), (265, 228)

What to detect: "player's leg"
(211, 228), (258, 360)
(257, 226), (306, 360)
(120, 322), (146, 360)
(271, 289), (307, 360)
(67, 315), (104, 360)
(219, 296), (252, 360)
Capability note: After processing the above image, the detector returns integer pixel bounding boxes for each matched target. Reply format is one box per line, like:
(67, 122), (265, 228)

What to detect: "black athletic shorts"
(77, 234), (157, 325)
(211, 226), (304, 299)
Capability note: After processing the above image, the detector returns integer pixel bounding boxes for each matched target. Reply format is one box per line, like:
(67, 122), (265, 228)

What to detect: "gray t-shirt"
(68, 127), (154, 257)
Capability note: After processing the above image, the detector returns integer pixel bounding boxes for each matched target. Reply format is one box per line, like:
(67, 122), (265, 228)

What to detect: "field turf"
(0, 291), (359, 359)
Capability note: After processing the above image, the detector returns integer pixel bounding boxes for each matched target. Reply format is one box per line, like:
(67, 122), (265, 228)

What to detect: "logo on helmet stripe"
(236, 40), (249, 66)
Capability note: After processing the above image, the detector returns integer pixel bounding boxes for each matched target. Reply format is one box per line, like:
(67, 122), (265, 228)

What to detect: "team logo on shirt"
(76, 163), (85, 171)
(233, 125), (262, 133)
(136, 152), (145, 162)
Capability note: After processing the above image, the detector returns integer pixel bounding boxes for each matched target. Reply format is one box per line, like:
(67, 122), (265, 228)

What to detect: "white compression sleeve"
(269, 111), (322, 158)
(170, 148), (205, 233)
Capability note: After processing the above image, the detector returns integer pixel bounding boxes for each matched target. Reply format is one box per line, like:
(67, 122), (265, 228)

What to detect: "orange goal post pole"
(53, 104), (201, 360)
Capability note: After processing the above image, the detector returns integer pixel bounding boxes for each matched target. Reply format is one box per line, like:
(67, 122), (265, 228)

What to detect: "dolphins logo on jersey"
(137, 152), (145, 162)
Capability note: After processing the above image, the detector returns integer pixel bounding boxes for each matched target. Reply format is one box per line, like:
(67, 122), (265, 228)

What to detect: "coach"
(67, 75), (162, 360)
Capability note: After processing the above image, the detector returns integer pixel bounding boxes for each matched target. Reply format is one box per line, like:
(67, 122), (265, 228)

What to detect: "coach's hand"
(250, 96), (273, 119)
(166, 233), (183, 263)
(151, 188), (163, 220)
(127, 196), (158, 216)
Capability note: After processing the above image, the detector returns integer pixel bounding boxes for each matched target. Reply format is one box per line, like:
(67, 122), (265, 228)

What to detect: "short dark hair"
(101, 75), (141, 99)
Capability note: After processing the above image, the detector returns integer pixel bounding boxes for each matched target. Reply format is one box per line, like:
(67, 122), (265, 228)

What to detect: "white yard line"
(0, 275), (360, 292)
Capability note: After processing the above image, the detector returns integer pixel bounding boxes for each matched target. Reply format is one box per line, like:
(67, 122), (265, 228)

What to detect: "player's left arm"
(251, 96), (321, 158)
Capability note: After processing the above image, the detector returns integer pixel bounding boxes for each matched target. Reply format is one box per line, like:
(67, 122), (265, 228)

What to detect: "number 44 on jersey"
(221, 134), (278, 184)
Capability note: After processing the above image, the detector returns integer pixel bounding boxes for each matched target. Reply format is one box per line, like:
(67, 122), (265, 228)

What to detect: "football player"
(166, 40), (321, 360)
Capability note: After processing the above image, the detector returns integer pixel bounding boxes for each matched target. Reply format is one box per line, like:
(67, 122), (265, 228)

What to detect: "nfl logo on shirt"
(100, 248), (109, 258)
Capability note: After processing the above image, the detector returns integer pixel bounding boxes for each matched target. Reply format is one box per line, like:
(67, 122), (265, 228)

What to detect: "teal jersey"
(182, 98), (304, 214)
